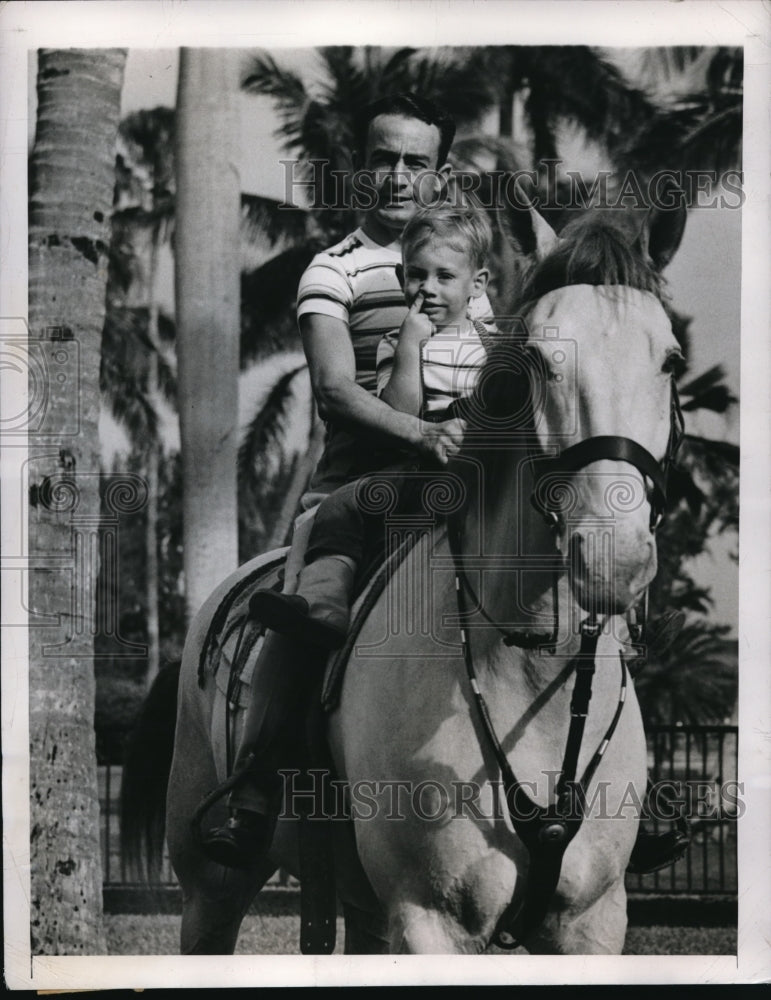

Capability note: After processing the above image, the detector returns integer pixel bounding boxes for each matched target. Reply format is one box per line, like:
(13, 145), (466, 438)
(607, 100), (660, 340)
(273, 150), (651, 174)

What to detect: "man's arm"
(300, 313), (465, 464)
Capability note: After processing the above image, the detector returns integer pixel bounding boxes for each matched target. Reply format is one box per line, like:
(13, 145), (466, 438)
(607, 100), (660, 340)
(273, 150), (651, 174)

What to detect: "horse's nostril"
(567, 524), (657, 614)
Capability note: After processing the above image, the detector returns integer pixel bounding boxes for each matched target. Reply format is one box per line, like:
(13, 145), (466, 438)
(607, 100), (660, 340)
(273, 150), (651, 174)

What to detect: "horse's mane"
(466, 210), (668, 430)
(455, 209), (669, 499)
(517, 210), (665, 314)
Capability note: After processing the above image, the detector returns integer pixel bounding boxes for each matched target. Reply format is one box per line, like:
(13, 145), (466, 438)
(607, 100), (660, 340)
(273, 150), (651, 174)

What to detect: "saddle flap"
(320, 532), (421, 712)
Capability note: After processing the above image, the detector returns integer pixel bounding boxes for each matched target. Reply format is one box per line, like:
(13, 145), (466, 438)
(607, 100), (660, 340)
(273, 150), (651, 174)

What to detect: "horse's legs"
(167, 694), (278, 954)
(389, 901), (481, 954)
(342, 901), (389, 954)
(524, 877), (628, 955)
(178, 855), (278, 955)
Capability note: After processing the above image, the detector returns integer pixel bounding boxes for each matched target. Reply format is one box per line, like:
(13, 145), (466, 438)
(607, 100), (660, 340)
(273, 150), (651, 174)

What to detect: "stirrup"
(189, 752), (259, 846)
(626, 819), (691, 875)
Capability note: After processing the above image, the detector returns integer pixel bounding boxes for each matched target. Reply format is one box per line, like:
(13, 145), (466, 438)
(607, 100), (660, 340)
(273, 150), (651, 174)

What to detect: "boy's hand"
(400, 291), (434, 343)
(418, 417), (467, 465)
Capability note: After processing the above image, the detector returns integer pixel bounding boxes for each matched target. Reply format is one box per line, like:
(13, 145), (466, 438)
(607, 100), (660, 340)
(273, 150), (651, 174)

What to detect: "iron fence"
(626, 724), (738, 896)
(101, 723), (738, 897)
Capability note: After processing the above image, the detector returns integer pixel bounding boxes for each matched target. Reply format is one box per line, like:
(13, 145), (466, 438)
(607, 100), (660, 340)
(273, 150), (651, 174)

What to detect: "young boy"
(249, 205), (493, 648)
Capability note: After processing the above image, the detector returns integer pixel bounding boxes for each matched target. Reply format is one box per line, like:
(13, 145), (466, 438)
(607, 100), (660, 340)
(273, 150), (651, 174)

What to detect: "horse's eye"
(662, 351), (686, 377)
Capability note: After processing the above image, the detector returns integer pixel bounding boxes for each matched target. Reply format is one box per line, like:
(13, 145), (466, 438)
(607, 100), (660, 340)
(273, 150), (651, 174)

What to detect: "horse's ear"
(506, 179), (560, 261)
(639, 186), (687, 270)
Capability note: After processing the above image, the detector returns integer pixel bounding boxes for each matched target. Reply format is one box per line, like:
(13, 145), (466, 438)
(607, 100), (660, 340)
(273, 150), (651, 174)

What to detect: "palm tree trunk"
(27, 47), (126, 955)
(144, 234), (161, 689)
(175, 49), (241, 620)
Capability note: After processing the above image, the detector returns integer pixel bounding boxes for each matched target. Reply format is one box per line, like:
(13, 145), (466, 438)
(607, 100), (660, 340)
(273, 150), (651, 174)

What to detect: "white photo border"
(2, 0), (769, 989)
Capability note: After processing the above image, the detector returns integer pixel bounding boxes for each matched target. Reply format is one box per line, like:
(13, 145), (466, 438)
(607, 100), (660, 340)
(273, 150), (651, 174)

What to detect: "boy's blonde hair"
(402, 206), (493, 271)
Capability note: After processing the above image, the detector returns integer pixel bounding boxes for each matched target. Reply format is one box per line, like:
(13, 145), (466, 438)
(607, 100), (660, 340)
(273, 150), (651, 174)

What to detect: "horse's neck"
(454, 446), (582, 691)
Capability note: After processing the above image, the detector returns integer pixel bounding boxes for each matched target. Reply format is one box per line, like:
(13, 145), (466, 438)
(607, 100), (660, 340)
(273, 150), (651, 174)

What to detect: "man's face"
(362, 114), (447, 236)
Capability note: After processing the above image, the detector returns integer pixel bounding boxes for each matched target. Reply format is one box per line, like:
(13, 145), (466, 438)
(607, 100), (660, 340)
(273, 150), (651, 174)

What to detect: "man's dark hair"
(354, 93), (456, 167)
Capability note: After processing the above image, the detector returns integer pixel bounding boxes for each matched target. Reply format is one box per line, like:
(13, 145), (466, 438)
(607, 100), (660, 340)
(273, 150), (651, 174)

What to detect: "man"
(297, 94), (484, 493)
(202, 94), (486, 867)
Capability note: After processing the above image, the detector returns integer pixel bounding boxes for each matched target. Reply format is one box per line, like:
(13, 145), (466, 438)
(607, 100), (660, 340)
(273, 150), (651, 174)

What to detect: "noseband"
(530, 380), (685, 532)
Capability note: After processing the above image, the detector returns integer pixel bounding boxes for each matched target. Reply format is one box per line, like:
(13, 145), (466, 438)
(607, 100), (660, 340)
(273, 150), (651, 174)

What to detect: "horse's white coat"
(326, 284), (675, 953)
(164, 218), (685, 955)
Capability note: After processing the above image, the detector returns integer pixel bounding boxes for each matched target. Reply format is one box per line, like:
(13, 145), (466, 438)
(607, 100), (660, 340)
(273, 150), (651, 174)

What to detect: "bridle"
(450, 349), (685, 649)
(529, 378), (685, 533)
(447, 332), (686, 950)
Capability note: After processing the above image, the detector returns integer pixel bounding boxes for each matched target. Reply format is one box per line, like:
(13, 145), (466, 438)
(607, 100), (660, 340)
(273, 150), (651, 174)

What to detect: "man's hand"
(399, 291), (434, 344)
(417, 416), (467, 465)
(301, 312), (424, 447)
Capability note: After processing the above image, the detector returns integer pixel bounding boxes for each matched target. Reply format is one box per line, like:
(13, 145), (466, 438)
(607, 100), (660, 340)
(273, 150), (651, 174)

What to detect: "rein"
(447, 353), (684, 950)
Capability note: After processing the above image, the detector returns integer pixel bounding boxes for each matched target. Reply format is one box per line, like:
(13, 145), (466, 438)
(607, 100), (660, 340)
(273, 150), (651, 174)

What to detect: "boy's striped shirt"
(376, 319), (490, 418)
(297, 227), (493, 395)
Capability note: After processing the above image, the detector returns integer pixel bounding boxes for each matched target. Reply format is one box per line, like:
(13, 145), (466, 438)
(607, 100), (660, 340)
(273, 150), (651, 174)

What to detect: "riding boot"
(626, 775), (691, 874)
(626, 819), (691, 874)
(248, 554), (357, 651)
(201, 629), (323, 869)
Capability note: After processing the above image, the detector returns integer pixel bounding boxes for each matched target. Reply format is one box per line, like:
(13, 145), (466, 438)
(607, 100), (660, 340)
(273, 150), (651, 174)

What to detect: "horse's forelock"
(462, 211), (666, 490)
(470, 212), (665, 434)
(521, 213), (664, 309)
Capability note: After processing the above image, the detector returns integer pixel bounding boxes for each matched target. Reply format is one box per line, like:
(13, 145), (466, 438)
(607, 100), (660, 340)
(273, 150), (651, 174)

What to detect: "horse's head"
(508, 195), (686, 615)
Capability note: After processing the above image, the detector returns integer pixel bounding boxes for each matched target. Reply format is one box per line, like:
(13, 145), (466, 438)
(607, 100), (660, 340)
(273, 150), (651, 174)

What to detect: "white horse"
(122, 195), (686, 954)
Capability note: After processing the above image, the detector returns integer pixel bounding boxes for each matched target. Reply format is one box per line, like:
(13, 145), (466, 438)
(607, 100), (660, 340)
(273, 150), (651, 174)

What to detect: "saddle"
(201, 536), (415, 954)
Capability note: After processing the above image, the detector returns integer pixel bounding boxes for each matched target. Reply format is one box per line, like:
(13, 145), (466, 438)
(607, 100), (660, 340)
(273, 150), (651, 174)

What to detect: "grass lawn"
(105, 911), (736, 956)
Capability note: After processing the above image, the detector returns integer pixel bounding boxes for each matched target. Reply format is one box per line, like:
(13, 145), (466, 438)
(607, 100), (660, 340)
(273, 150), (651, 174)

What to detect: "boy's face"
(403, 237), (488, 328)
(363, 114), (450, 237)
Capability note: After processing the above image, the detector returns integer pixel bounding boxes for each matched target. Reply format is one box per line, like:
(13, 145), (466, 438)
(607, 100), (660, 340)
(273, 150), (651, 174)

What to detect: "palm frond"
(636, 46), (707, 86)
(682, 435), (739, 468)
(241, 244), (320, 363)
(100, 306), (176, 445)
(679, 365), (737, 412)
(237, 364), (308, 486)
(154, 349), (177, 406)
(100, 380), (159, 446)
(241, 193), (310, 245)
(107, 214), (144, 294)
(620, 95), (742, 176)
(402, 48), (498, 126)
(157, 312), (176, 345)
(449, 135), (530, 174)
(119, 107), (175, 172)
(378, 47), (420, 91)
(114, 152), (146, 206)
(112, 203), (175, 235)
(667, 465), (707, 516)
(319, 47), (368, 103)
(242, 53), (308, 107)
(619, 49), (742, 177)
(680, 385), (737, 415)
(241, 53), (310, 155)
(520, 46), (660, 162)
(634, 621), (737, 725)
